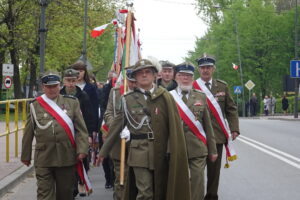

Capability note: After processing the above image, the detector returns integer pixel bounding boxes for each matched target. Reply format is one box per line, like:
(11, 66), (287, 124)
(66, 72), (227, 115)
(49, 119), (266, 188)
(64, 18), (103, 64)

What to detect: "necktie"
(205, 82), (211, 90)
(145, 90), (151, 97)
(182, 91), (188, 103)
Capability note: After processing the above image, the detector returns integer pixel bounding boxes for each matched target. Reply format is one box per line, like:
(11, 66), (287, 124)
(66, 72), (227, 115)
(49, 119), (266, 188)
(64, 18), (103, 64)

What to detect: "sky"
(132, 0), (208, 64)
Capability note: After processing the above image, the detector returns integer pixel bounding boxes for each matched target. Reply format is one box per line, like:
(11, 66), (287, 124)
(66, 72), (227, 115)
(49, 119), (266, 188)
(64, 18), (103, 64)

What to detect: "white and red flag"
(232, 63), (239, 70)
(91, 23), (110, 38)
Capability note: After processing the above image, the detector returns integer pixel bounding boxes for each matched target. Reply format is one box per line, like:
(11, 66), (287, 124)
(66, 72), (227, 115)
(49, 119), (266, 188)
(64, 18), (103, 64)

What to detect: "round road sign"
(4, 76), (12, 89)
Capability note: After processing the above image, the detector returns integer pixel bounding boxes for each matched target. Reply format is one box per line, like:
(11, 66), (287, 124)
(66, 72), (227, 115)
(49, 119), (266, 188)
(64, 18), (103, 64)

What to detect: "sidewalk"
(0, 121), (32, 198)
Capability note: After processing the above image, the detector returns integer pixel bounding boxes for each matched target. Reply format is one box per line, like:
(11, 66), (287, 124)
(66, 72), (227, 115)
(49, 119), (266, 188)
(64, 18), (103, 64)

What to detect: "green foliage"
(274, 96), (300, 113)
(0, 0), (126, 99)
(190, 0), (298, 100)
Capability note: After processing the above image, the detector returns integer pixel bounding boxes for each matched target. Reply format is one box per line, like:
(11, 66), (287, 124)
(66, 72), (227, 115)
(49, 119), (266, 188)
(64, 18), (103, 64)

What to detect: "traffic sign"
(290, 60), (300, 78)
(4, 76), (12, 89)
(245, 80), (255, 90)
(233, 86), (242, 94)
(2, 64), (14, 76)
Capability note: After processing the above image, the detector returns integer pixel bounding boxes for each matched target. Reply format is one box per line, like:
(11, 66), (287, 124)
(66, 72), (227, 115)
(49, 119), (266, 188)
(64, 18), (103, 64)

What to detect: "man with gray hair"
(171, 62), (217, 200)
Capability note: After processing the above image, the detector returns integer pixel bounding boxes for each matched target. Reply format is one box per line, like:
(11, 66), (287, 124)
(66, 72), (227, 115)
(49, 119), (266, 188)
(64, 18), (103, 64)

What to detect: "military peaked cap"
(175, 62), (195, 75)
(126, 66), (136, 81)
(196, 53), (216, 67)
(160, 60), (175, 69)
(41, 72), (60, 85)
(64, 68), (79, 78)
(132, 59), (158, 75)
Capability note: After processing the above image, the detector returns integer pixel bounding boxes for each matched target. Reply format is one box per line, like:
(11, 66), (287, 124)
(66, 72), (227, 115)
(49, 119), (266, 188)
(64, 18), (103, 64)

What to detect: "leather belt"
(131, 132), (154, 140)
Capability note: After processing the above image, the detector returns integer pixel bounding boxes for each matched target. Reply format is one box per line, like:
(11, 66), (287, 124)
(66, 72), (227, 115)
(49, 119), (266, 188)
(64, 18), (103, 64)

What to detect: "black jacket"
(83, 83), (100, 131)
(60, 86), (96, 137)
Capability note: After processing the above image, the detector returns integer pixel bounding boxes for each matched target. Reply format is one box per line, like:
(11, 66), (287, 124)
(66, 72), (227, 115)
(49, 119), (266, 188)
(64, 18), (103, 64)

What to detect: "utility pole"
(233, 12), (245, 117)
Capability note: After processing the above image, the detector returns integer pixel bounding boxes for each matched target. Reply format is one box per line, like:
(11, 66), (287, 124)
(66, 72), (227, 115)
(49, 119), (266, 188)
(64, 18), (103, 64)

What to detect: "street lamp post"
(39, 0), (49, 74)
(294, 0), (299, 118)
(214, 5), (246, 117)
(82, 0), (88, 64)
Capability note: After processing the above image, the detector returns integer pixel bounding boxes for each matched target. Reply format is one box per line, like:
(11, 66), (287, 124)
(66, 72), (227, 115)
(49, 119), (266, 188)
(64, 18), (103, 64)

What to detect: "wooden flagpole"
(120, 9), (133, 186)
(115, 27), (123, 74)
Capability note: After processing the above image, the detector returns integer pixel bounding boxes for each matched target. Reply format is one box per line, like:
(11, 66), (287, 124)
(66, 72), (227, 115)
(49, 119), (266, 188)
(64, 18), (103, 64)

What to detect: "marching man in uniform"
(103, 67), (136, 200)
(170, 62), (218, 200)
(193, 54), (240, 200)
(21, 72), (90, 200)
(97, 59), (191, 200)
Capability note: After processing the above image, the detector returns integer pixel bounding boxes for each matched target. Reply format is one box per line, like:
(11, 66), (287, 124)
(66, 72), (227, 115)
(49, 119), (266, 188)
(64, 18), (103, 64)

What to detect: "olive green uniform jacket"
(208, 79), (240, 144)
(178, 88), (217, 158)
(103, 87), (123, 160)
(99, 86), (191, 200)
(21, 94), (89, 167)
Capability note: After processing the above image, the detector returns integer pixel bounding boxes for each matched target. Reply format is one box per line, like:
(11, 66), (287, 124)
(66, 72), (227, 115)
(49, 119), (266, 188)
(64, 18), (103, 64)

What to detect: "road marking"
(237, 135), (300, 170)
(239, 135), (300, 163)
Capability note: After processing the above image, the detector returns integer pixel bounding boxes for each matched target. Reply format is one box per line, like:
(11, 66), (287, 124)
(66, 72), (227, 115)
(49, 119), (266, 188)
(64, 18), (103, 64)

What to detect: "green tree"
(190, 0), (297, 101)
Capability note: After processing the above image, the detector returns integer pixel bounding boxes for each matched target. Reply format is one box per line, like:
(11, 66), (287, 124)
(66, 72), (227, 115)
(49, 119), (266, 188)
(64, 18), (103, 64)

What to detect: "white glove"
(120, 127), (130, 142)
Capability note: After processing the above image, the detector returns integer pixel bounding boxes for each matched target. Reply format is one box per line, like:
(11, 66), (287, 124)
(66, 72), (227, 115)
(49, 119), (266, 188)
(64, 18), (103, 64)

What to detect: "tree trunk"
(0, 50), (5, 100)
(28, 45), (38, 98)
(10, 48), (22, 99)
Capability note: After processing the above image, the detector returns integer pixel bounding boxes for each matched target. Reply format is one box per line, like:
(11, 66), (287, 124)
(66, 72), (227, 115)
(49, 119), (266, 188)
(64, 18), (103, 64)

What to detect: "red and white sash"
(36, 94), (92, 193)
(170, 90), (207, 145)
(193, 79), (237, 161)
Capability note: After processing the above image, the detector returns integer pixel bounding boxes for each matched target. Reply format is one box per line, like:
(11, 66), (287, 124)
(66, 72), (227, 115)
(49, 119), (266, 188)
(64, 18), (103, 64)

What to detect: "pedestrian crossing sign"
(233, 86), (242, 94)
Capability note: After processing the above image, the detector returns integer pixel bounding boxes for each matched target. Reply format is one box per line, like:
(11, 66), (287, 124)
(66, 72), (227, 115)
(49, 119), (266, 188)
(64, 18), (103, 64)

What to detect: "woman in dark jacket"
(282, 95), (289, 115)
(71, 61), (100, 132)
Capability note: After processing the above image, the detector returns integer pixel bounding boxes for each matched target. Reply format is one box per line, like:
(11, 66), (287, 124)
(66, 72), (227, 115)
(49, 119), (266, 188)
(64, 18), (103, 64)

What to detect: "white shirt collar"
(199, 78), (212, 89)
(176, 87), (190, 99)
(139, 85), (155, 100)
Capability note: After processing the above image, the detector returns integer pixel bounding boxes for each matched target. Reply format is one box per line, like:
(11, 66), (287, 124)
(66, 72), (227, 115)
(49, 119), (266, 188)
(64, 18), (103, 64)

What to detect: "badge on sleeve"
(194, 100), (203, 106)
(155, 107), (159, 115)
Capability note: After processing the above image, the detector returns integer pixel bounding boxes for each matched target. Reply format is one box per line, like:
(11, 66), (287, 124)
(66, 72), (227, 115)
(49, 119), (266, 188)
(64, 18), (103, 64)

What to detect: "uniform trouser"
(102, 157), (115, 186)
(189, 156), (207, 200)
(205, 144), (223, 200)
(112, 159), (128, 200)
(35, 165), (75, 200)
(133, 167), (153, 200)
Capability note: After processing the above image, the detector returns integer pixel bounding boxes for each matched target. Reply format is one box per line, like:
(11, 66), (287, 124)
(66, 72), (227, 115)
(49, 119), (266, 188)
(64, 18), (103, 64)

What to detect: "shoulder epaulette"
(124, 90), (134, 97)
(62, 95), (77, 100)
(216, 79), (228, 85)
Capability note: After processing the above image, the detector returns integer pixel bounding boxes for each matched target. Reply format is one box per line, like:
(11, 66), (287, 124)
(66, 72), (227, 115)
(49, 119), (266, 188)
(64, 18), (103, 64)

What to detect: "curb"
(267, 117), (300, 121)
(0, 164), (34, 198)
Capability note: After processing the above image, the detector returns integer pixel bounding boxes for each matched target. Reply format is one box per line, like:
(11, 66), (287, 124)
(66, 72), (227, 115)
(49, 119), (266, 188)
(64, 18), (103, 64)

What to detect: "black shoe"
(105, 183), (113, 189)
(73, 189), (79, 198)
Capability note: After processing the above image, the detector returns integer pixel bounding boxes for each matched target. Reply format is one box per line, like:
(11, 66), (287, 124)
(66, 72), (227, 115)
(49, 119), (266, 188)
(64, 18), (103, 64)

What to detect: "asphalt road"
(2, 118), (300, 200)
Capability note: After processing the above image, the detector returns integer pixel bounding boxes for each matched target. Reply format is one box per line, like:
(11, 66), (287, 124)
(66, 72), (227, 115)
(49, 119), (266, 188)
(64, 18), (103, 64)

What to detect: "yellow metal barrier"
(0, 99), (31, 162)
